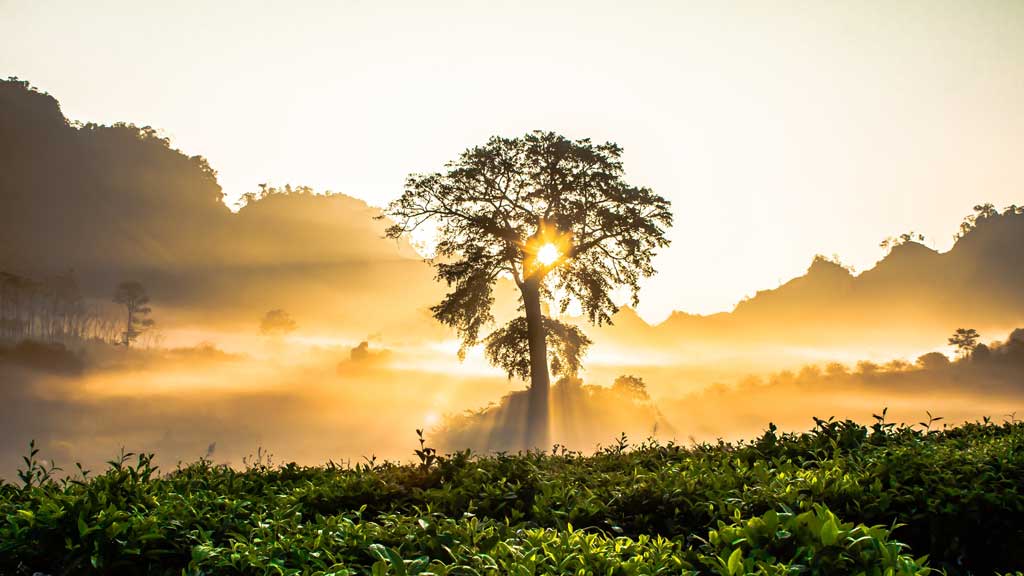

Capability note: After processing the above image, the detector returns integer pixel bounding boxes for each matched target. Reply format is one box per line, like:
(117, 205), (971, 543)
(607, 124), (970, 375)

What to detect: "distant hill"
(598, 207), (1024, 354)
(0, 78), (440, 337)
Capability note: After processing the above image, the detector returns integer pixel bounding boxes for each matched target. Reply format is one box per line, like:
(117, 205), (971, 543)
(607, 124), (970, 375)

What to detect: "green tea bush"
(1, 418), (1021, 575)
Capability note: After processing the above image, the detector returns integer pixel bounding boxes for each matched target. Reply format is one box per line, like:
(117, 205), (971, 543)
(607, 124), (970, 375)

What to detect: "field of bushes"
(2, 416), (1022, 575)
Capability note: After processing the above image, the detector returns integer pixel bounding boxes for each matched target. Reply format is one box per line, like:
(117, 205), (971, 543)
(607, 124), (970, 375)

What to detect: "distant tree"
(811, 254), (854, 273)
(955, 203), (1000, 240)
(948, 328), (980, 360)
(974, 203), (998, 219)
(884, 359), (913, 372)
(611, 375), (650, 401)
(916, 351), (951, 370)
(383, 131), (673, 448)
(350, 341), (372, 361)
(113, 281), (153, 347)
(855, 361), (879, 376)
(0, 272), (25, 340)
(260, 309), (297, 336)
(1005, 329), (1024, 360)
(824, 362), (849, 378)
(797, 364), (822, 382)
(236, 184), (316, 210)
(49, 270), (84, 343)
(971, 342), (992, 362)
(879, 231), (925, 250)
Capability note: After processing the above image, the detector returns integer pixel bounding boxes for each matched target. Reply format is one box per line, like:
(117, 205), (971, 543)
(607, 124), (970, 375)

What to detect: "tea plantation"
(2, 417), (1023, 575)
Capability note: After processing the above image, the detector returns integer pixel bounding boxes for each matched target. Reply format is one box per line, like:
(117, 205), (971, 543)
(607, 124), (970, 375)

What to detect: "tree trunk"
(521, 279), (551, 450)
(124, 303), (133, 347)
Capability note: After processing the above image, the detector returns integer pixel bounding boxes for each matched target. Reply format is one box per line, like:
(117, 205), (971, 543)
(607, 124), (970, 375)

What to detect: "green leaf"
(727, 547), (743, 576)
(78, 513), (89, 538)
(820, 517), (839, 546)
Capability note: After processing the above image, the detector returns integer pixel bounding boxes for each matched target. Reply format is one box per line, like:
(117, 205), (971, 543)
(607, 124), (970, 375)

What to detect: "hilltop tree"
(879, 231), (925, 250)
(384, 131), (672, 449)
(948, 328), (980, 360)
(955, 203), (1001, 239)
(113, 281), (154, 347)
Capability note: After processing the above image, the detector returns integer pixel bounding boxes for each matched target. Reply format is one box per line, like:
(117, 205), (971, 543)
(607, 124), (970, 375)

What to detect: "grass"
(2, 416), (1023, 575)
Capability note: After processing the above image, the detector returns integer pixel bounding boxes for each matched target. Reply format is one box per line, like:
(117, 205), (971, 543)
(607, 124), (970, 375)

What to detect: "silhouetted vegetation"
(260, 309), (297, 336)
(879, 231), (925, 251)
(113, 281), (154, 347)
(948, 327), (979, 359)
(954, 202), (1022, 240)
(0, 269), (121, 345)
(0, 340), (85, 375)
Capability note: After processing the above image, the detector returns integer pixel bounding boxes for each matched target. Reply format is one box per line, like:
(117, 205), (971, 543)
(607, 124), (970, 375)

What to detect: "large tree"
(384, 131), (672, 449)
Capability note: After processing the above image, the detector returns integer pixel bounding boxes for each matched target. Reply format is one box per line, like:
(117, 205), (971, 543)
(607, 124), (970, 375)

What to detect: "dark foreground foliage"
(2, 418), (1023, 575)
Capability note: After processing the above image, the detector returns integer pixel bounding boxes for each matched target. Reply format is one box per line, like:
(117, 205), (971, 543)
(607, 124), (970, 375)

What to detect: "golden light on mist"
(423, 411), (441, 427)
(536, 243), (560, 267)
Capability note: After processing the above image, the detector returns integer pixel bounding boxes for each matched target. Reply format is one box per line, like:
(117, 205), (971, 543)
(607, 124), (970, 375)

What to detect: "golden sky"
(2, 0), (1022, 321)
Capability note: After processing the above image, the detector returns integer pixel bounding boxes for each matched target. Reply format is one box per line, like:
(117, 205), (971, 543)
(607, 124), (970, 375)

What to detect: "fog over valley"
(2, 78), (1023, 479)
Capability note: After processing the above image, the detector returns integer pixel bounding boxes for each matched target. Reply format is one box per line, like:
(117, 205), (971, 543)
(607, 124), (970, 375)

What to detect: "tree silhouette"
(260, 309), (297, 336)
(948, 328), (980, 360)
(113, 281), (154, 347)
(384, 131), (672, 448)
(879, 231), (925, 250)
(955, 203), (1001, 239)
(611, 375), (650, 401)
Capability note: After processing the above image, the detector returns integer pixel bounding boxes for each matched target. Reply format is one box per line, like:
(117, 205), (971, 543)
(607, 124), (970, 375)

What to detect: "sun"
(524, 223), (572, 270)
(535, 243), (560, 266)
(423, 411), (440, 427)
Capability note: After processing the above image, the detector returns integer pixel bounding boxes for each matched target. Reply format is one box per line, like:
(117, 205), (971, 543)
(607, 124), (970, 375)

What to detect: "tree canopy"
(949, 328), (980, 359)
(384, 131), (672, 353)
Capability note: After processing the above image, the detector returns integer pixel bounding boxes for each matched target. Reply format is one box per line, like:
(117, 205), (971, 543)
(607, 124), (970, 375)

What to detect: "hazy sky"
(2, 0), (1022, 321)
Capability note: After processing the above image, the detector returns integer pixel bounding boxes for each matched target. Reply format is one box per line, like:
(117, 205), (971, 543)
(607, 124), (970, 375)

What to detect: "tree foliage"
(953, 202), (1021, 240)
(948, 328), (980, 359)
(611, 374), (650, 401)
(483, 316), (592, 380)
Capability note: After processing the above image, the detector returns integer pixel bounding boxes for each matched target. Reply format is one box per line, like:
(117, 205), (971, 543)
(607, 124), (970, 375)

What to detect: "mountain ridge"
(598, 208), (1024, 353)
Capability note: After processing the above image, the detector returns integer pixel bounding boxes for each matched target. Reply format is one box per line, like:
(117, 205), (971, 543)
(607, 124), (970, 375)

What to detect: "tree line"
(0, 270), (154, 348)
